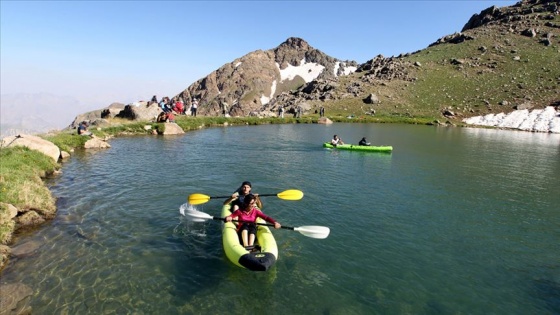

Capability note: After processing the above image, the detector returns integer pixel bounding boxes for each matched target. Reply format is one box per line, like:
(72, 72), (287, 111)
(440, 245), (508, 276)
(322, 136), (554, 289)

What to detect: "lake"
(3, 123), (559, 314)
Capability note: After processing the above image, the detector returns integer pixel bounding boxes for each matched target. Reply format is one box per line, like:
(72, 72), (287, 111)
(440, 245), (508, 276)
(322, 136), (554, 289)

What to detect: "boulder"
(162, 123), (185, 135)
(116, 103), (161, 121)
(0, 134), (60, 162)
(84, 138), (111, 149)
(318, 117), (333, 124)
(363, 93), (379, 104)
(68, 109), (106, 129)
(15, 211), (45, 228)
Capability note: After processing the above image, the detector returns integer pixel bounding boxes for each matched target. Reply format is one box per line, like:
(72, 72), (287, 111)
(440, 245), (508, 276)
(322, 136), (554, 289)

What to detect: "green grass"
(0, 203), (15, 244)
(0, 146), (59, 244)
(42, 132), (91, 152)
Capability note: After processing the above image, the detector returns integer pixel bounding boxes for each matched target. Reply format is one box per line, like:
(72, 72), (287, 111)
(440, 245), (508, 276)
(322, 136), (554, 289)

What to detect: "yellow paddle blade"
(277, 189), (304, 201)
(188, 193), (211, 205)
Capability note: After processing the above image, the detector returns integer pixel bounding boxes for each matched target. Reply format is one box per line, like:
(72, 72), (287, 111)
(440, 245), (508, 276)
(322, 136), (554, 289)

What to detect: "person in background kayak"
(359, 137), (371, 146)
(331, 135), (344, 146)
(223, 181), (262, 211)
(225, 194), (281, 248)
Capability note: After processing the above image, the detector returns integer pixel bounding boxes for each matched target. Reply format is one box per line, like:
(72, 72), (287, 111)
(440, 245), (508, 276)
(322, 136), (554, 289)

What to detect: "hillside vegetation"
(258, 0), (559, 122)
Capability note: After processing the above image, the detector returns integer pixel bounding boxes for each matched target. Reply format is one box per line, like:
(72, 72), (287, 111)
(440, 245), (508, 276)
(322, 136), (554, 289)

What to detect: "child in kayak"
(225, 194), (281, 248)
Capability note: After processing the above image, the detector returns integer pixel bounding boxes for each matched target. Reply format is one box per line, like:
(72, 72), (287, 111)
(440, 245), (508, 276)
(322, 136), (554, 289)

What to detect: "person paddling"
(331, 135), (344, 146)
(225, 194), (281, 248)
(223, 181), (262, 210)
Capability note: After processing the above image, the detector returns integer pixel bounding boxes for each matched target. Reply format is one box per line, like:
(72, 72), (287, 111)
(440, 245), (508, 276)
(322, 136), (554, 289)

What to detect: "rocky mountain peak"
(278, 37), (310, 50)
(172, 37), (358, 116)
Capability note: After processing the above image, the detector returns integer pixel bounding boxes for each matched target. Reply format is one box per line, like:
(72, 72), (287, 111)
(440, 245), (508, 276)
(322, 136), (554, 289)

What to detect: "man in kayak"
(223, 181), (262, 211)
(225, 194), (281, 248)
(331, 135), (344, 146)
(359, 137), (371, 146)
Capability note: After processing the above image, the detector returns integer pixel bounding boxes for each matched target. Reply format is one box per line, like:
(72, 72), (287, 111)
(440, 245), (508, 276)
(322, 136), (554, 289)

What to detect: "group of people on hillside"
(223, 181), (281, 250)
(151, 95), (199, 117)
(330, 135), (371, 146)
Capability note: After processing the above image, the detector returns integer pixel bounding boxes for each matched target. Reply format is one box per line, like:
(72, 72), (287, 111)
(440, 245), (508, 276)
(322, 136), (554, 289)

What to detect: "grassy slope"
(0, 147), (58, 244)
(315, 11), (560, 122)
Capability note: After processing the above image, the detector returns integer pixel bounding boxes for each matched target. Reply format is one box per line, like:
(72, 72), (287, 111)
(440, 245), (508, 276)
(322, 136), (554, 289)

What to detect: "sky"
(0, 0), (518, 129)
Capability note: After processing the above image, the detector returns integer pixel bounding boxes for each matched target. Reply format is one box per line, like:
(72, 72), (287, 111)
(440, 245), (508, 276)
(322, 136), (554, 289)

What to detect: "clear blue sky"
(1, 0), (517, 114)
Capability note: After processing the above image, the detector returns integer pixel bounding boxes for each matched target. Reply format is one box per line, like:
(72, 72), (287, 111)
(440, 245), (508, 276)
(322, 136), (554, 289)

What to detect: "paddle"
(188, 189), (304, 205)
(183, 208), (330, 239)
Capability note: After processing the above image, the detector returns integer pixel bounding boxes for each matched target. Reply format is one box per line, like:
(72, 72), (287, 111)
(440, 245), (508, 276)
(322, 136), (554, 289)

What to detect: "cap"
(241, 181), (252, 187)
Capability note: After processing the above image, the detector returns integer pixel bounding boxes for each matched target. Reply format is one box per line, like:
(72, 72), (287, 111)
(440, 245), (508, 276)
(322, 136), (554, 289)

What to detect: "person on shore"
(320, 106), (325, 117)
(331, 135), (344, 146)
(191, 99), (198, 117)
(221, 100), (229, 117)
(174, 100), (184, 115)
(359, 137), (371, 146)
(77, 121), (93, 136)
(278, 106), (284, 118)
(223, 181), (262, 211)
(225, 194), (281, 248)
(296, 106), (303, 118)
(150, 95), (158, 106)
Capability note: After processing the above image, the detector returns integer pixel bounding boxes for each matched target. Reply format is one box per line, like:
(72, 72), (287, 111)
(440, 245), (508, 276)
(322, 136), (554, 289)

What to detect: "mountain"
(171, 0), (559, 120)
(172, 37), (358, 116)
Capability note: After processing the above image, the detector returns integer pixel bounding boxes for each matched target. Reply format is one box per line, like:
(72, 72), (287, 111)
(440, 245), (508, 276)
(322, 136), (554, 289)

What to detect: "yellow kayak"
(221, 204), (278, 271)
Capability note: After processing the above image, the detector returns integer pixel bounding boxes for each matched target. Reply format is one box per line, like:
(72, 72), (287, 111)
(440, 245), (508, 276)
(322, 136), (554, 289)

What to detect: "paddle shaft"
(207, 193), (277, 199)
(210, 216), (294, 230)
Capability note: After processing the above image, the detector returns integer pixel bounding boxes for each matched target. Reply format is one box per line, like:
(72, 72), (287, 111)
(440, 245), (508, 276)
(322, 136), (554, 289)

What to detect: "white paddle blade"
(294, 226), (330, 239)
(179, 203), (199, 216)
(184, 209), (213, 222)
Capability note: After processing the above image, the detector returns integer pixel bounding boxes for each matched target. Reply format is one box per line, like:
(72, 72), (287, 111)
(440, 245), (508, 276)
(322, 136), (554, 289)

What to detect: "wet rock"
(0, 283), (33, 315)
(10, 240), (42, 257)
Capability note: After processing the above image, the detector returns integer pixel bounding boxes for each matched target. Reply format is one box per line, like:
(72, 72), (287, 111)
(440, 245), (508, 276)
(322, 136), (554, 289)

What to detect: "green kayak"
(323, 142), (393, 152)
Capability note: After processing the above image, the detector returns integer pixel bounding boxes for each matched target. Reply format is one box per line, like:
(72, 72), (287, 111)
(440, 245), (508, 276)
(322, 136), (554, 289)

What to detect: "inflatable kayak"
(221, 204), (278, 271)
(323, 142), (393, 152)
